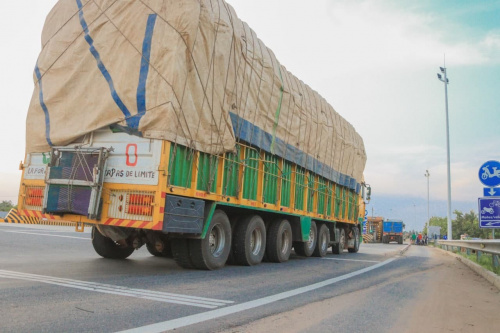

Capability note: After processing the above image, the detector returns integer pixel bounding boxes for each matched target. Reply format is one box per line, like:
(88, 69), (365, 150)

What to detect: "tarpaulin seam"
(131, 13), (158, 130)
(270, 66), (284, 154)
(35, 64), (54, 147)
(75, 0), (133, 125)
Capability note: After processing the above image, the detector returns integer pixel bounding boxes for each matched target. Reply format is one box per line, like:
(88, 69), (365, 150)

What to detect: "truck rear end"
(382, 221), (403, 244)
(19, 128), (170, 255)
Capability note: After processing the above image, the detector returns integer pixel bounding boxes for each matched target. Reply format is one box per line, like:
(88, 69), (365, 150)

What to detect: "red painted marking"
(161, 192), (166, 198)
(195, 191), (207, 198)
(138, 222), (149, 229)
(153, 221), (163, 230)
(126, 220), (136, 227)
(126, 143), (138, 166)
(160, 207), (164, 213)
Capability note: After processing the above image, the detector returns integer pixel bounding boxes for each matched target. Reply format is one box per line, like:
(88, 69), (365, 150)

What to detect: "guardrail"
(437, 240), (500, 269)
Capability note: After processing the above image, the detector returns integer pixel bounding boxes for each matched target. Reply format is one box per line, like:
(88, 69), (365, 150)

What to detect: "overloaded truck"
(17, 0), (370, 270)
(382, 221), (404, 244)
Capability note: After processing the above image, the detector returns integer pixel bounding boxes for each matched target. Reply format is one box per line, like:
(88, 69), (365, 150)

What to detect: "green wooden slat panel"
(353, 190), (359, 221)
(243, 148), (259, 200)
(295, 168), (305, 210)
(169, 144), (194, 188)
(197, 152), (218, 192)
(326, 182), (332, 216)
(341, 187), (346, 219)
(263, 153), (279, 204)
(280, 161), (292, 207)
(222, 146), (240, 197)
(334, 186), (341, 218)
(317, 177), (326, 215)
(307, 174), (314, 213)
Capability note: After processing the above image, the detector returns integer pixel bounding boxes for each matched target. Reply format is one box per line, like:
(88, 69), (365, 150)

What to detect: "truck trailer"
(17, 0), (369, 270)
(382, 221), (404, 244)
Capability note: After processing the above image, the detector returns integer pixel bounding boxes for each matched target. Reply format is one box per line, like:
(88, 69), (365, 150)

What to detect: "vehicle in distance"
(382, 220), (404, 244)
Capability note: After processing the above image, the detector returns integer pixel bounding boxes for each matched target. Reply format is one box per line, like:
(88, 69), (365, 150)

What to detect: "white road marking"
(118, 258), (397, 332)
(0, 230), (88, 240)
(322, 257), (381, 263)
(0, 270), (233, 309)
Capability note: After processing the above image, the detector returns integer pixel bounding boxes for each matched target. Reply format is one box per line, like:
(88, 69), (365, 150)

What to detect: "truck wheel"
(171, 238), (195, 269)
(233, 215), (266, 266)
(313, 224), (329, 257)
(146, 242), (162, 257)
(348, 227), (360, 253)
(332, 228), (345, 255)
(146, 241), (172, 258)
(266, 219), (292, 263)
(398, 236), (403, 245)
(294, 221), (317, 257)
(189, 210), (232, 270)
(91, 226), (134, 259)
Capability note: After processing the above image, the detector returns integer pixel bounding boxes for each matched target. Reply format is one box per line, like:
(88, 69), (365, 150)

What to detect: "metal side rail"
(437, 239), (500, 268)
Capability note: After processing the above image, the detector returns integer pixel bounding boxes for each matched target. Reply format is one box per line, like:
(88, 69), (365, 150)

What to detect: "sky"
(0, 0), (499, 231)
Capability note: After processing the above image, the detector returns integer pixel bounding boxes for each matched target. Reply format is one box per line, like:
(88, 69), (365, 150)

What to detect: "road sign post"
(479, 161), (500, 235)
(484, 188), (500, 197)
(479, 160), (500, 187)
(478, 198), (500, 228)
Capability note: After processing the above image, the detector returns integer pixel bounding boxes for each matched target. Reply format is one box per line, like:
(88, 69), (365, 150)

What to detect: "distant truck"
(382, 221), (403, 244)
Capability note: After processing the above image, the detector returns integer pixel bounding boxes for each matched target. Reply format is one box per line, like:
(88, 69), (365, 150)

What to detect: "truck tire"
(294, 221), (317, 257)
(91, 226), (134, 259)
(146, 242), (162, 257)
(146, 241), (172, 258)
(233, 215), (266, 266)
(189, 210), (232, 270)
(171, 238), (195, 269)
(332, 228), (345, 255)
(398, 236), (403, 245)
(313, 224), (329, 257)
(348, 227), (360, 253)
(266, 219), (292, 263)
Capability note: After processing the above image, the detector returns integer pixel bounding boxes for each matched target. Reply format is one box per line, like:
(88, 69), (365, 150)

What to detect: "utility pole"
(425, 170), (430, 237)
(437, 65), (452, 240)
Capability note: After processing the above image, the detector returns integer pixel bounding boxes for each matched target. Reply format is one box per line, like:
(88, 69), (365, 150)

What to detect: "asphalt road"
(0, 223), (474, 333)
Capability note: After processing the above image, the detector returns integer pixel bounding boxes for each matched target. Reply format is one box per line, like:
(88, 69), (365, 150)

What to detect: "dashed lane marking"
(0, 270), (234, 309)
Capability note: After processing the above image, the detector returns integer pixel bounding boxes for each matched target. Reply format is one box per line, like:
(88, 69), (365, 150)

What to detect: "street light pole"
(437, 66), (452, 240)
(425, 170), (430, 236)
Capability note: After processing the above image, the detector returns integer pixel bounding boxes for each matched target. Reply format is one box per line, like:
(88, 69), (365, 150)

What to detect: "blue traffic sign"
(478, 198), (500, 228)
(484, 187), (500, 197)
(479, 160), (500, 187)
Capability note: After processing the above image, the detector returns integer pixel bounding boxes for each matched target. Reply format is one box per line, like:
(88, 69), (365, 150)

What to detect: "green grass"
(454, 250), (500, 275)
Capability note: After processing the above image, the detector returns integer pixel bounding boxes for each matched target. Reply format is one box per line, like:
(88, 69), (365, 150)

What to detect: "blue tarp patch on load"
(229, 112), (360, 193)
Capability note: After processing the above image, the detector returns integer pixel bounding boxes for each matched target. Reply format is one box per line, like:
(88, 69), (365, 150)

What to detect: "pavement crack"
(75, 306), (94, 313)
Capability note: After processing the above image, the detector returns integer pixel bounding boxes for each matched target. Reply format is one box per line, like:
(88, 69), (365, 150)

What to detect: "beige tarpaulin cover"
(27, 0), (366, 189)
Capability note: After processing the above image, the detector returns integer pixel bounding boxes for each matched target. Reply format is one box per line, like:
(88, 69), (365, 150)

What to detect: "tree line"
(0, 200), (16, 212)
(423, 210), (497, 240)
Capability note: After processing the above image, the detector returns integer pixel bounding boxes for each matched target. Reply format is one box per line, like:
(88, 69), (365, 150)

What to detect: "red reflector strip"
(127, 204), (152, 216)
(128, 194), (154, 205)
